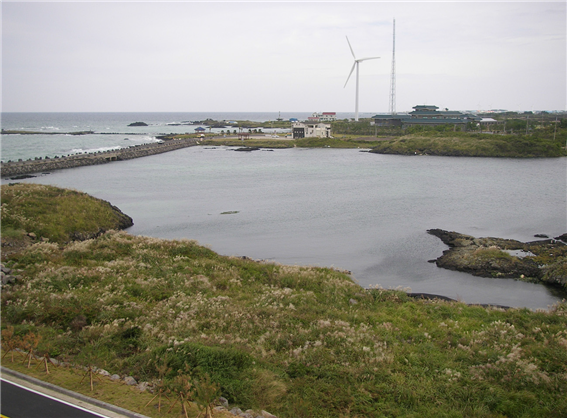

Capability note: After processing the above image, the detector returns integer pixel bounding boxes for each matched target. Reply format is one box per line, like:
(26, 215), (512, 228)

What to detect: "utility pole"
(526, 115), (529, 135)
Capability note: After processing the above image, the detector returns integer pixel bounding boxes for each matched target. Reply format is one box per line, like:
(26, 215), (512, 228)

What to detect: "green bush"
(151, 342), (255, 403)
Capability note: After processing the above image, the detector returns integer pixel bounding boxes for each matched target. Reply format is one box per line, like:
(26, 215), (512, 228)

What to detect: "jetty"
(1, 138), (199, 178)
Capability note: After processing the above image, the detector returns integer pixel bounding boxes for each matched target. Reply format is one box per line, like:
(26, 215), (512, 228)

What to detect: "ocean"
(1, 111), (359, 162)
(1, 112), (566, 309)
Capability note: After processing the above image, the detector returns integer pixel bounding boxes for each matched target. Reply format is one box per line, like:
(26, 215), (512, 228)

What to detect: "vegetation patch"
(2, 187), (567, 417)
(1, 183), (133, 248)
(199, 137), (384, 150)
(369, 132), (566, 158)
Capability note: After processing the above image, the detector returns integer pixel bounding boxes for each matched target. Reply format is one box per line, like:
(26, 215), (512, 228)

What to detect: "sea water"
(1, 111), (346, 162)
(1, 113), (566, 309)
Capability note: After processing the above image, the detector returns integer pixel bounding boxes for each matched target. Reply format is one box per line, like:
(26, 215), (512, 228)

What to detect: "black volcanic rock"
(234, 147), (260, 152)
(427, 229), (567, 287)
(128, 122), (148, 127)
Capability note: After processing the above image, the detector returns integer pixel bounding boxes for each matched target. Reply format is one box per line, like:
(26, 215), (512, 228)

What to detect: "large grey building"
(372, 105), (481, 128)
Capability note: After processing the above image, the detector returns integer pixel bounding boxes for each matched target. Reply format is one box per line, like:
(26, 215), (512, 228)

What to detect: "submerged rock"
(9, 174), (36, 180)
(234, 147), (260, 152)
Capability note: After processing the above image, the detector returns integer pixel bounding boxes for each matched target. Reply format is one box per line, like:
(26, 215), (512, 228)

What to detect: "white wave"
(128, 135), (161, 143)
(69, 146), (122, 155)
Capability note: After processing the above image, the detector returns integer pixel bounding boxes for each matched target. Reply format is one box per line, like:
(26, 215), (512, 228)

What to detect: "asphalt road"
(1, 379), (110, 418)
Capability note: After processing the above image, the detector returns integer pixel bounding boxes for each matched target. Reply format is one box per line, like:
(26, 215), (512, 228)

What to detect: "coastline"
(1, 137), (199, 178)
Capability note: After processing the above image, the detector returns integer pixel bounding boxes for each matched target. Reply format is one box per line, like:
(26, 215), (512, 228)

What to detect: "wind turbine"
(344, 36), (380, 121)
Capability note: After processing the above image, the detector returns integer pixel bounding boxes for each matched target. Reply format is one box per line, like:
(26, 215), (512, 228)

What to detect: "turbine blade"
(344, 62), (356, 88)
(346, 36), (356, 59)
(358, 57), (381, 61)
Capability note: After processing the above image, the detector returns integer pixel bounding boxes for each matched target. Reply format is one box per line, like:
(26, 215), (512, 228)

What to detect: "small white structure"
(320, 112), (337, 122)
(292, 122), (331, 139)
(308, 112), (337, 122)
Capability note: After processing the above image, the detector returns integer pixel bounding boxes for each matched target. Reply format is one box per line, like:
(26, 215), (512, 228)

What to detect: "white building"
(308, 112), (337, 122)
(292, 122), (331, 139)
(319, 112), (337, 122)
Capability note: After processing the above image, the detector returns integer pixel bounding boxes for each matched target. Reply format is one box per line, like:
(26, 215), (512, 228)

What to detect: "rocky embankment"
(427, 229), (567, 288)
(1, 138), (198, 178)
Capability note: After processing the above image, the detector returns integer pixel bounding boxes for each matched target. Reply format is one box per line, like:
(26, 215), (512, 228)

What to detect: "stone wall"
(1, 138), (198, 178)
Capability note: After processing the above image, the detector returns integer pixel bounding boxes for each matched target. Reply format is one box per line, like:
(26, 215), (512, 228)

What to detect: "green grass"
(369, 133), (567, 158)
(1, 183), (132, 243)
(195, 130), (567, 158)
(0, 225), (27, 239)
(199, 136), (385, 149)
(474, 248), (514, 260)
(2, 185), (567, 417)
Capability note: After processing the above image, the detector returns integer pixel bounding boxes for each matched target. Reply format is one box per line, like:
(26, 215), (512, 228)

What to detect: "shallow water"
(8, 146), (566, 310)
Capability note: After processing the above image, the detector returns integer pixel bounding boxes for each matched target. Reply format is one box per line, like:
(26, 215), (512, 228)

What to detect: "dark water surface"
(7, 146), (567, 309)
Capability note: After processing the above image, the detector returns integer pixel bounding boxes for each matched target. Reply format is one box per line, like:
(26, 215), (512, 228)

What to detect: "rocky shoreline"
(0, 138), (199, 179)
(427, 229), (567, 288)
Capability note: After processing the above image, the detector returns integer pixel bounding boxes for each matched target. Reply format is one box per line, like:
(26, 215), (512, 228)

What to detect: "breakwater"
(1, 138), (198, 178)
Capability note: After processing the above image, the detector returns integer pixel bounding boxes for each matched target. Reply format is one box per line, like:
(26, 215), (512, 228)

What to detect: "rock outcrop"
(234, 147), (260, 152)
(1, 264), (19, 287)
(427, 229), (567, 288)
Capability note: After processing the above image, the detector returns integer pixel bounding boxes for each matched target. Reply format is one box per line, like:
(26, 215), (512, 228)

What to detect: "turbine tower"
(344, 36), (380, 121)
(389, 19), (396, 115)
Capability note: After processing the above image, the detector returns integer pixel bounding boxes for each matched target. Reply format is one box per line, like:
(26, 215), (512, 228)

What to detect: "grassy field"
(198, 136), (388, 150)
(368, 132), (567, 158)
(2, 184), (567, 417)
(184, 130), (567, 158)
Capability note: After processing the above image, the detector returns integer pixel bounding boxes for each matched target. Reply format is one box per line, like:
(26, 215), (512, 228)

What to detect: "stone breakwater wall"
(1, 138), (198, 178)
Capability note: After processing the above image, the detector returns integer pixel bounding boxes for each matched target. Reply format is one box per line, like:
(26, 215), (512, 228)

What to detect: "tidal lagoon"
(4, 141), (565, 309)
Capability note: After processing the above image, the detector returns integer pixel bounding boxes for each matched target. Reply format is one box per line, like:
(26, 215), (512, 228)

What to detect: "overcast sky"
(2, 1), (565, 113)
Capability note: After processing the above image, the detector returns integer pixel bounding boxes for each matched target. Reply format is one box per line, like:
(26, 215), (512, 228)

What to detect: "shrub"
(151, 342), (254, 404)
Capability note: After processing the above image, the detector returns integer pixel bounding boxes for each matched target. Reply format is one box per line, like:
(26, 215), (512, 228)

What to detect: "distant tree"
(505, 119), (526, 131)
